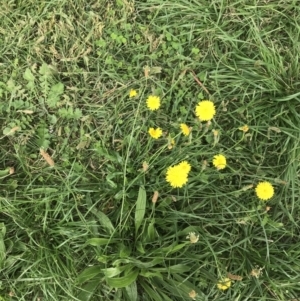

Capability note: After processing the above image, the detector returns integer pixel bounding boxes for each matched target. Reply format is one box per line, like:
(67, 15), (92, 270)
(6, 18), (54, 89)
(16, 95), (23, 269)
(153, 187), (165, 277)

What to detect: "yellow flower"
(178, 160), (191, 174)
(213, 154), (226, 170)
(148, 127), (162, 139)
(188, 290), (197, 300)
(166, 161), (191, 188)
(239, 125), (249, 132)
(186, 232), (199, 244)
(195, 100), (216, 121)
(146, 95), (161, 111)
(255, 181), (274, 201)
(217, 278), (231, 290)
(180, 123), (191, 136)
(129, 89), (137, 98)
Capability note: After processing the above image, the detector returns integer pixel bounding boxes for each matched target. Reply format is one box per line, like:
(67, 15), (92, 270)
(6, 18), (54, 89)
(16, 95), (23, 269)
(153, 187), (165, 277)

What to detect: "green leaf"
(0, 168), (10, 176)
(93, 211), (115, 235)
(23, 68), (35, 82)
(39, 63), (52, 76)
(77, 278), (99, 301)
(86, 238), (115, 246)
(125, 281), (137, 301)
(139, 281), (163, 301)
(50, 82), (64, 94)
(168, 264), (191, 273)
(77, 266), (102, 284)
(135, 186), (146, 234)
(23, 68), (35, 90)
(162, 243), (187, 255)
(261, 215), (269, 226)
(36, 124), (51, 148)
(27, 188), (58, 194)
(47, 82), (64, 108)
(106, 269), (139, 288)
(102, 267), (123, 278)
(129, 257), (162, 269)
(74, 108), (83, 119)
(0, 223), (6, 267)
(147, 219), (156, 241)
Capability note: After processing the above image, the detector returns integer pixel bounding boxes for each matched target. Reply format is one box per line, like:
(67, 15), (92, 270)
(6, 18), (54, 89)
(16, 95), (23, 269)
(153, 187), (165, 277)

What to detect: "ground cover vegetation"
(1, 0), (300, 300)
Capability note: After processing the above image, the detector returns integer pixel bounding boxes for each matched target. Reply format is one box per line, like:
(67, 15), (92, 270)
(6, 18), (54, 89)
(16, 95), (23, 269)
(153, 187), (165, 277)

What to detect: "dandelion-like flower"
(129, 89), (137, 98)
(255, 181), (274, 201)
(186, 232), (199, 244)
(148, 127), (162, 139)
(217, 278), (231, 290)
(146, 95), (160, 111)
(188, 290), (197, 300)
(180, 123), (191, 136)
(178, 160), (191, 174)
(213, 154), (226, 170)
(195, 100), (216, 121)
(166, 161), (191, 188)
(239, 125), (249, 133)
(166, 165), (188, 188)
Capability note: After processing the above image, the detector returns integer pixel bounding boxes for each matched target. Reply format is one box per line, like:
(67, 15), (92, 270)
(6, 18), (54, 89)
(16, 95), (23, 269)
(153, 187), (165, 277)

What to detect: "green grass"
(1, 0), (300, 300)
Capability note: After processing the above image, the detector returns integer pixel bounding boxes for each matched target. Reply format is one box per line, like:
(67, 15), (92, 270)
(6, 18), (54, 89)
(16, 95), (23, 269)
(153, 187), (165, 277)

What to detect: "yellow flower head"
(146, 95), (161, 111)
(195, 100), (216, 121)
(186, 232), (199, 244)
(148, 127), (162, 139)
(180, 123), (191, 136)
(166, 164), (189, 188)
(217, 278), (231, 290)
(188, 290), (197, 300)
(255, 181), (274, 201)
(213, 154), (226, 170)
(129, 89), (137, 98)
(239, 124), (249, 133)
(178, 160), (191, 174)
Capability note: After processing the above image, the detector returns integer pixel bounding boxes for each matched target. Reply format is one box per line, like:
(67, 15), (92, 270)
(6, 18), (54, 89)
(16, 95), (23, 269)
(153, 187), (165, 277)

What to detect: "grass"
(1, 0), (300, 300)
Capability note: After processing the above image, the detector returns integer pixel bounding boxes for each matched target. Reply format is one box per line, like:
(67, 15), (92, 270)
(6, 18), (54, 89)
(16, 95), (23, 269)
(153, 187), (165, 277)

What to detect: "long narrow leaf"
(77, 266), (102, 284)
(77, 278), (100, 301)
(125, 281), (138, 301)
(106, 269), (139, 288)
(135, 186), (146, 234)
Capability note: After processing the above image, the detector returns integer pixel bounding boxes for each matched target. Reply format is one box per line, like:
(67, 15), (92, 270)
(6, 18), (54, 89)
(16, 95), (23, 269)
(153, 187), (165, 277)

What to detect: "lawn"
(1, 0), (300, 300)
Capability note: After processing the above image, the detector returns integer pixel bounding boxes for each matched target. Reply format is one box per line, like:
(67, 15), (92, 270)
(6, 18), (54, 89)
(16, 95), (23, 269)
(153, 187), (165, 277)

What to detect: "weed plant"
(0, 0), (300, 300)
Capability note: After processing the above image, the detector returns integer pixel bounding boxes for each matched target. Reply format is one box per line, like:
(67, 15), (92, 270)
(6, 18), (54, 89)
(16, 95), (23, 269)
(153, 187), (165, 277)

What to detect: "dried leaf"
(152, 191), (159, 203)
(167, 137), (175, 149)
(241, 184), (253, 191)
(142, 161), (149, 172)
(9, 167), (15, 175)
(17, 110), (34, 114)
(40, 148), (55, 167)
(268, 126), (281, 139)
(149, 66), (162, 74)
(268, 126), (281, 133)
(274, 178), (287, 185)
(76, 140), (88, 150)
(143, 65), (150, 78)
(227, 272), (243, 281)
(7, 126), (20, 135)
(171, 195), (177, 202)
